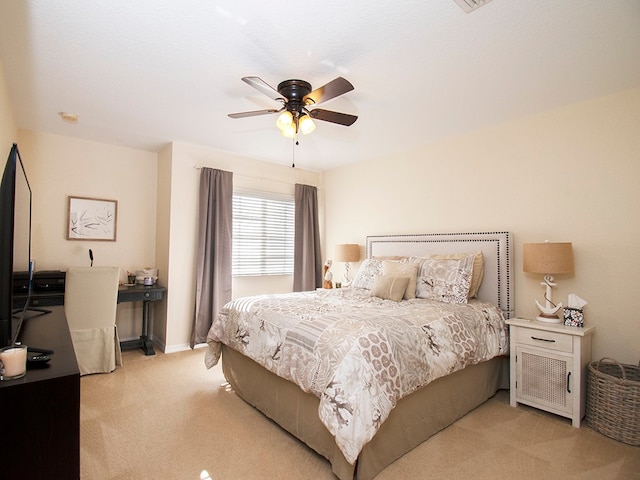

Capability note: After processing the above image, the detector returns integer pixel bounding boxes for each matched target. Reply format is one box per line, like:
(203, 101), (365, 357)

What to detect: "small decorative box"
(563, 307), (584, 327)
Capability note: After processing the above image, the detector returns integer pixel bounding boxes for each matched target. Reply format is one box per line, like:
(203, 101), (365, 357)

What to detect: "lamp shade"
(298, 114), (316, 135)
(276, 111), (293, 130)
(280, 123), (296, 138)
(523, 242), (574, 274)
(335, 244), (360, 263)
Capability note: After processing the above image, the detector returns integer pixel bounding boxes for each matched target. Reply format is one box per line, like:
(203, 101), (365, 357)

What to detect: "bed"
(206, 231), (514, 479)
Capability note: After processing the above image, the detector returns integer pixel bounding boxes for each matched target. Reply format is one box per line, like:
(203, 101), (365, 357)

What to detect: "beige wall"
(16, 130), (159, 341)
(8, 129), (324, 352)
(4, 106), (323, 352)
(324, 87), (640, 364)
(5, 54), (637, 362)
(0, 59), (17, 150)
(153, 143), (173, 351)
(157, 141), (323, 351)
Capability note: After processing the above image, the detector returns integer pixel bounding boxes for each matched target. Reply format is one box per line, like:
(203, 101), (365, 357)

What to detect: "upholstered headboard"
(366, 231), (513, 318)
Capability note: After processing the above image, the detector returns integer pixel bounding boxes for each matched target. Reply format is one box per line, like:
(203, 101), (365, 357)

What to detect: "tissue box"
(563, 307), (584, 327)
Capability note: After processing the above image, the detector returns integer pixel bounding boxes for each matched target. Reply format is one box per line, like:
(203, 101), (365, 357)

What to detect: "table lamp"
(335, 244), (360, 286)
(523, 241), (574, 323)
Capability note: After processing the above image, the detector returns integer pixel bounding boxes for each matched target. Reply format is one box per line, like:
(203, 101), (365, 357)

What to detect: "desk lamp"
(335, 244), (360, 287)
(523, 241), (574, 323)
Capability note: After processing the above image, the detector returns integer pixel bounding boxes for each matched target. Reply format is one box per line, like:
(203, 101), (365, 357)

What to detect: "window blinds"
(232, 192), (295, 276)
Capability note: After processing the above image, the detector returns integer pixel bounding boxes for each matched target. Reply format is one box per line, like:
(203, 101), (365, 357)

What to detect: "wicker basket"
(586, 358), (640, 446)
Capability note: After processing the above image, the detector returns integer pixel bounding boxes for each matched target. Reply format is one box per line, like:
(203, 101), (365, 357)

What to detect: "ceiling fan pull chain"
(291, 136), (296, 168)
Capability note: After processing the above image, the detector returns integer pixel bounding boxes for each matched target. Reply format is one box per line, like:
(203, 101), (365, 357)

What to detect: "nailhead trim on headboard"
(366, 231), (513, 318)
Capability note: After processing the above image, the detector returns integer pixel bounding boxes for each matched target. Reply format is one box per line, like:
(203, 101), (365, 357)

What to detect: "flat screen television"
(0, 143), (33, 347)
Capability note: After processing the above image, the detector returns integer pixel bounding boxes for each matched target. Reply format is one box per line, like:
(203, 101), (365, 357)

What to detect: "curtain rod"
(193, 165), (297, 186)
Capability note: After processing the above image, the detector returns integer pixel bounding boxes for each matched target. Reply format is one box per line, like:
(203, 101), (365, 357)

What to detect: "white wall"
(16, 130), (158, 341)
(324, 87), (640, 364)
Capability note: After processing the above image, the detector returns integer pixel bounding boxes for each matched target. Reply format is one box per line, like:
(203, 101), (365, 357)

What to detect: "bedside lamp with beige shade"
(523, 241), (574, 323)
(335, 244), (360, 287)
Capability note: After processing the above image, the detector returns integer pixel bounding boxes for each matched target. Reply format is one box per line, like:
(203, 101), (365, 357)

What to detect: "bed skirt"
(221, 344), (509, 480)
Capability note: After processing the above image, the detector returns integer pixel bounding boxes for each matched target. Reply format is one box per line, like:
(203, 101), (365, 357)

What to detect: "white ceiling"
(1, 1), (639, 171)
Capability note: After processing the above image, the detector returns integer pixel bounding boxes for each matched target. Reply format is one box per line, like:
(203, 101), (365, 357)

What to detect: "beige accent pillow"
(370, 275), (410, 302)
(421, 251), (484, 298)
(383, 260), (419, 299)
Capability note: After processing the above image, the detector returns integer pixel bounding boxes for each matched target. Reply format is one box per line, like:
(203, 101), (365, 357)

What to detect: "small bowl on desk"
(135, 275), (157, 285)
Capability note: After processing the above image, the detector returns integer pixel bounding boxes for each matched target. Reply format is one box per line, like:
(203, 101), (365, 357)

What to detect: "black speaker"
(32, 270), (66, 292)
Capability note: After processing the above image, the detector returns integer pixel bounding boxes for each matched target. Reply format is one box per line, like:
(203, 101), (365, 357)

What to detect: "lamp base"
(342, 262), (352, 287)
(536, 314), (562, 324)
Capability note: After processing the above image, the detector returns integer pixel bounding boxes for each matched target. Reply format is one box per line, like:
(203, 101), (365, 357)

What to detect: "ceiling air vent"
(453, 0), (492, 13)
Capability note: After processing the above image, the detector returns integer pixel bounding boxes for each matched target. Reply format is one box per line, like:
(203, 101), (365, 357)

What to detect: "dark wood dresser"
(0, 306), (80, 478)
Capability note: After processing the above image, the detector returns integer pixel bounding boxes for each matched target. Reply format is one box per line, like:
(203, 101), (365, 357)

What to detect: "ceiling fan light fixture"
(280, 123), (297, 138)
(229, 76), (357, 138)
(298, 114), (316, 135)
(276, 111), (293, 131)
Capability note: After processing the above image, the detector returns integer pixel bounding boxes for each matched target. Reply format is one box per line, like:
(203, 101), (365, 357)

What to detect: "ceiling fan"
(228, 76), (358, 137)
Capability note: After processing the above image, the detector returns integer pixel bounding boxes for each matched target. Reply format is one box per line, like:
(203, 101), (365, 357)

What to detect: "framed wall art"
(67, 196), (118, 241)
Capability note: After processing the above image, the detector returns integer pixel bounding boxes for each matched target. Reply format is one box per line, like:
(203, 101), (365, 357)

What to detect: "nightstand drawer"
(513, 327), (573, 353)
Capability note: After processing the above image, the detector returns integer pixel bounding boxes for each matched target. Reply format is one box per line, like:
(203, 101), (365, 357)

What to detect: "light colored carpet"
(80, 348), (640, 480)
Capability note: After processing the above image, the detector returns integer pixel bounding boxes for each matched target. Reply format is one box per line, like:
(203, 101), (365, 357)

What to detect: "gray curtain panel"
(293, 183), (322, 292)
(192, 168), (233, 346)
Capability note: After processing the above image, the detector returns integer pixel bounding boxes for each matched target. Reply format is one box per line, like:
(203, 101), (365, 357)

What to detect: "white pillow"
(415, 255), (474, 304)
(351, 258), (384, 290)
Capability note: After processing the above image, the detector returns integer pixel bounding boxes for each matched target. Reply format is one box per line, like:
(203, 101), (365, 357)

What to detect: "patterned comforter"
(205, 288), (508, 464)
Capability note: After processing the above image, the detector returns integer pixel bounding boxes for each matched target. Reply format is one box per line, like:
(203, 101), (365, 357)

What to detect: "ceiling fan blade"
(304, 77), (354, 105)
(241, 76), (287, 102)
(309, 108), (358, 126)
(228, 108), (282, 119)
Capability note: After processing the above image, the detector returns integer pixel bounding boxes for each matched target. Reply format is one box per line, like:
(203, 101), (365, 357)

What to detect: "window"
(232, 191), (295, 276)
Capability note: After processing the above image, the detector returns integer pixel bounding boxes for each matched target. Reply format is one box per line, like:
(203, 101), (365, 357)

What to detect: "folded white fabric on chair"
(64, 266), (122, 375)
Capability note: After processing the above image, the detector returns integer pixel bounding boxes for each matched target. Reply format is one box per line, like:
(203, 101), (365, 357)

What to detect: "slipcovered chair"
(64, 266), (122, 375)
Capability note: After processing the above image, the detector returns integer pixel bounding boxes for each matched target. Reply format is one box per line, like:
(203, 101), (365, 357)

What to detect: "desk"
(19, 284), (166, 356)
(117, 284), (165, 355)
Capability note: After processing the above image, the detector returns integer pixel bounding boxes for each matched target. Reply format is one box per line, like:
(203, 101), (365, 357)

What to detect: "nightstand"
(505, 317), (595, 427)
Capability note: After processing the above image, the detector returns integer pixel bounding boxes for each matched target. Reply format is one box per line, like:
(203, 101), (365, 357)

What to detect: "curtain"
(192, 168), (233, 346)
(293, 184), (322, 292)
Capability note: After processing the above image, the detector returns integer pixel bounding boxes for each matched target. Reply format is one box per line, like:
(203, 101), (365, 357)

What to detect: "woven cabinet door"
(516, 346), (573, 416)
